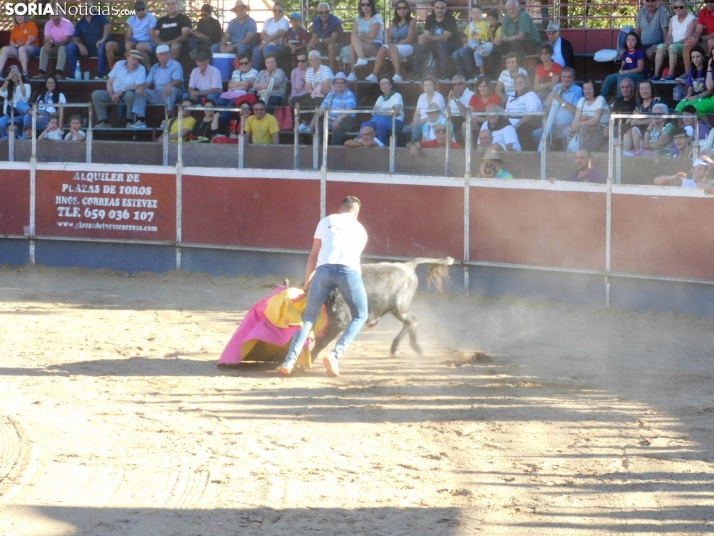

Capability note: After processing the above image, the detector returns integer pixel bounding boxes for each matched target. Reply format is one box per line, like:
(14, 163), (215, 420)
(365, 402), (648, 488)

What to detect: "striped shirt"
(306, 65), (333, 88)
(321, 88), (356, 118)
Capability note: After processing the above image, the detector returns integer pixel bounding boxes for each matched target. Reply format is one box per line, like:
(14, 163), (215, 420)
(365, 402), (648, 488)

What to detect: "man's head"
(575, 149), (592, 173)
(237, 52), (252, 72)
(196, 52), (209, 71)
(308, 49), (322, 69)
(505, 53), (519, 73)
(693, 159), (711, 182)
(200, 3), (212, 19)
(426, 102), (441, 122)
(545, 22), (560, 44)
(253, 100), (267, 119)
(296, 51), (308, 68)
(478, 129), (493, 148)
(317, 2), (331, 21)
(672, 128), (690, 151)
(432, 0), (447, 18)
(333, 72), (348, 93)
(619, 77), (635, 99)
(433, 124), (448, 147)
(165, 0), (179, 17)
(230, 0), (249, 20)
(126, 50), (142, 69)
(134, 1), (146, 18)
(707, 0), (714, 14)
(645, 0), (659, 14)
(481, 148), (503, 175)
(360, 125), (376, 142)
(505, 0), (520, 19)
(682, 104), (698, 126)
(50, 5), (62, 25)
(340, 195), (361, 215)
(451, 74), (466, 96)
(485, 103), (502, 124)
(560, 67), (575, 89)
(156, 44), (170, 65)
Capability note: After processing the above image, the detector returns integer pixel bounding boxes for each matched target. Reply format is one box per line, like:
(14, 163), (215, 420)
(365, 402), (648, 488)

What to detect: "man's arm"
(98, 22), (111, 44)
(302, 238), (322, 290)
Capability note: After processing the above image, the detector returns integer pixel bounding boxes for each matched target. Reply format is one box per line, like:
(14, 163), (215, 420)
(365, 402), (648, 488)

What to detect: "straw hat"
(482, 149), (502, 161)
(227, 1), (249, 12)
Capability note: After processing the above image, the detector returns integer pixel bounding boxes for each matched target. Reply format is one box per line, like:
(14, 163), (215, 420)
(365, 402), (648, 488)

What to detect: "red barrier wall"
(36, 170), (176, 241)
(0, 169), (30, 235)
(470, 187), (607, 270)
(612, 194), (714, 280)
(182, 176), (320, 249)
(326, 181), (464, 258)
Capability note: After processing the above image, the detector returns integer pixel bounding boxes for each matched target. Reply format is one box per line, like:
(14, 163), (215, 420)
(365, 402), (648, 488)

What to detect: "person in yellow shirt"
(452, 5), (491, 81)
(157, 99), (196, 143)
(244, 100), (279, 144)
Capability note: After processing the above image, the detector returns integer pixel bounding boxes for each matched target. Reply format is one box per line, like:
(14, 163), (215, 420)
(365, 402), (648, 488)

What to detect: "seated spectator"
(65, 114), (86, 141)
(347, 0), (384, 81)
(252, 3), (289, 70)
(670, 127), (694, 159)
(532, 67), (582, 150)
(310, 72), (356, 145)
(92, 50), (147, 129)
(534, 43), (562, 101)
(478, 148), (513, 179)
(480, 104), (520, 151)
(19, 125), (33, 140)
(284, 13), (309, 61)
(463, 75), (501, 142)
(35, 13), (74, 80)
(476, 128), (499, 150)
(600, 32), (645, 99)
(345, 124), (383, 147)
(494, 53), (527, 104)
(505, 74), (542, 151)
(189, 4), (222, 59)
(307, 3), (343, 72)
(292, 50), (331, 132)
(183, 52), (221, 104)
(611, 77), (638, 138)
(407, 122), (461, 157)
(133, 44), (185, 129)
(154, 0), (192, 60)
(623, 103), (673, 154)
(38, 115), (64, 141)
(549, 149), (606, 183)
(23, 76), (66, 132)
(452, 4), (491, 81)
(492, 0), (540, 66)
(635, 0), (669, 65)
(654, 157), (713, 187)
(189, 99), (225, 141)
(652, 0), (696, 81)
(67, 0), (111, 79)
(366, 1), (415, 84)
(621, 79), (664, 138)
(0, 14), (39, 78)
(680, 47), (714, 117)
(0, 68), (31, 138)
(288, 49), (309, 104)
(446, 75), (475, 135)
(213, 1), (256, 56)
(105, 1), (156, 73)
(413, 0), (458, 82)
(566, 80), (609, 153)
(253, 53), (287, 111)
(370, 75), (403, 145)
(157, 99), (196, 143)
(216, 53), (259, 121)
(678, 104), (710, 142)
(675, 46), (708, 113)
(402, 76), (445, 142)
(228, 99), (253, 139)
(244, 100), (279, 144)
(683, 1), (714, 78)
(544, 22), (574, 69)
(420, 102), (449, 142)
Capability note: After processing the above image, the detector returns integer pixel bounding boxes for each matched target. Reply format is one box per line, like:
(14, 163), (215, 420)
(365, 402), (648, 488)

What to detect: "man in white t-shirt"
(277, 196), (369, 377)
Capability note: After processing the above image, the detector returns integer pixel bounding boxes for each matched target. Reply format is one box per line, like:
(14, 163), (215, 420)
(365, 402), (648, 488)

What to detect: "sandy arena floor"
(0, 265), (713, 535)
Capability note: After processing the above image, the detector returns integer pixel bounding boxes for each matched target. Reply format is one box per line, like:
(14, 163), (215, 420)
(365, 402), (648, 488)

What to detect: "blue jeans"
(452, 46), (476, 78)
(281, 264), (368, 368)
(600, 71), (644, 99)
(0, 101), (30, 138)
(369, 114), (403, 145)
(67, 41), (108, 77)
(252, 43), (288, 70)
(414, 40), (458, 77)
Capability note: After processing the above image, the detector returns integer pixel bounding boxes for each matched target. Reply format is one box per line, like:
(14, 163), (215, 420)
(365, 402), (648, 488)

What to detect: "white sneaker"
(365, 74), (378, 83)
(354, 58), (368, 67)
(392, 74), (404, 83)
(130, 120), (146, 129)
(346, 72), (358, 82)
(323, 352), (340, 377)
(159, 119), (167, 129)
(298, 123), (311, 133)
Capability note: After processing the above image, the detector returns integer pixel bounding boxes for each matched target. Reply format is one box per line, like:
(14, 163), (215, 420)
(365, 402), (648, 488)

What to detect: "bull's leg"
(389, 311), (422, 357)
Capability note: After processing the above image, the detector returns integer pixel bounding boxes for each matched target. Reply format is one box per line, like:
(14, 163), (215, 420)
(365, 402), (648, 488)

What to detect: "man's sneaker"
(94, 121), (111, 129)
(662, 74), (676, 82)
(323, 352), (340, 377)
(130, 120), (147, 129)
(298, 123), (311, 133)
(650, 74), (661, 81)
(32, 70), (46, 80)
(346, 72), (358, 82)
(54, 71), (64, 80)
(276, 362), (293, 376)
(392, 74), (404, 83)
(354, 58), (368, 67)
(365, 73), (378, 83)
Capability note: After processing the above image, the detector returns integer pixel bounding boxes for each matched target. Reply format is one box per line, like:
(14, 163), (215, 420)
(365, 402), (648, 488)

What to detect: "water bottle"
(74, 63), (81, 80)
(673, 83), (686, 102)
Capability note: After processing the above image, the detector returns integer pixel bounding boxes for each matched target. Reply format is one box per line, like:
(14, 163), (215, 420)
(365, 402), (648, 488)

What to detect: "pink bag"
(274, 106), (294, 131)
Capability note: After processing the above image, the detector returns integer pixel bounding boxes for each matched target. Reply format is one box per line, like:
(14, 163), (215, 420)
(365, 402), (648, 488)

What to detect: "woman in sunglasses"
(347, 0), (384, 81)
(651, 0), (696, 81)
(365, 1), (415, 84)
(252, 2), (289, 69)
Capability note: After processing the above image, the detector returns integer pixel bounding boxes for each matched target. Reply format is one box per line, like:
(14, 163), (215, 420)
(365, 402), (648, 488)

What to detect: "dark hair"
(5, 70), (29, 102)
(378, 74), (392, 85)
(624, 31), (642, 50)
(35, 75), (62, 106)
(69, 114), (82, 123)
(47, 114), (59, 123)
(682, 104), (698, 114)
(295, 48), (307, 59)
(341, 196), (361, 210)
(205, 98), (217, 106)
(637, 79), (657, 100)
(237, 52), (251, 62)
(392, 1), (412, 25)
(689, 45), (706, 72)
(671, 127), (690, 141)
(359, 0), (377, 18)
(474, 75), (492, 93)
(504, 52), (519, 63)
(200, 4), (212, 13)
(264, 53), (276, 62)
(582, 79), (599, 96)
(538, 43), (554, 56)
(486, 8), (501, 32)
(253, 100), (267, 109)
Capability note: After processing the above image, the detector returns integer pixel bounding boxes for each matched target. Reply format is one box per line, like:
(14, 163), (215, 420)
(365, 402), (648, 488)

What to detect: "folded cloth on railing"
(217, 286), (328, 368)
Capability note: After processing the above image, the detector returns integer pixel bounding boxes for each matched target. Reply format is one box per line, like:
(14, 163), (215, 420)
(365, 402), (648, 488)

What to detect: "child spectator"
(600, 31), (645, 99)
(38, 115), (63, 141)
(64, 114), (86, 141)
(284, 13), (309, 61)
(19, 125), (33, 140)
(452, 4), (491, 81)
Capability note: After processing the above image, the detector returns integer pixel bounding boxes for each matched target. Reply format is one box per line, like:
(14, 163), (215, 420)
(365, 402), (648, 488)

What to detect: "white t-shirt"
(43, 128), (64, 140)
(505, 91), (542, 127)
(670, 13), (695, 43)
(498, 67), (528, 97)
(576, 95), (610, 126)
(416, 91), (446, 120)
(65, 130), (86, 141)
(314, 213), (368, 270)
(263, 17), (289, 37)
(374, 91), (404, 122)
(448, 88), (474, 115)
(481, 121), (521, 151)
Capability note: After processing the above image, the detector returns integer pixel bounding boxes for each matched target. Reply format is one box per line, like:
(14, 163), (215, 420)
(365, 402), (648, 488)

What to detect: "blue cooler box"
(212, 53), (235, 81)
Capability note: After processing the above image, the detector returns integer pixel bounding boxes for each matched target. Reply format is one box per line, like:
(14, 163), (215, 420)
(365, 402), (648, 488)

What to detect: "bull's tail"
(407, 257), (454, 293)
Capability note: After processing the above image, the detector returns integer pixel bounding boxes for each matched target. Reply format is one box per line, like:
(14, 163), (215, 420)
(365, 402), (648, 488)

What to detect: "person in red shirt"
(407, 123), (461, 157)
(464, 74), (501, 142)
(683, 0), (714, 76)
(534, 43), (562, 100)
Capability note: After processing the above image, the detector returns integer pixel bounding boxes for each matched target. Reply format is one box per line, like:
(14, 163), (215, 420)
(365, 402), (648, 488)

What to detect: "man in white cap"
(153, 0), (192, 60)
(310, 71), (357, 145)
(105, 1), (157, 72)
(655, 156), (713, 188)
(132, 44), (184, 128)
(92, 50), (147, 128)
(214, 0), (257, 56)
(544, 22), (575, 69)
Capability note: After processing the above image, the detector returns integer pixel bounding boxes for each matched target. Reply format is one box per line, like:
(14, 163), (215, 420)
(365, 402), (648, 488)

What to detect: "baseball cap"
(289, 12), (301, 19)
(546, 22), (559, 32)
(693, 159), (711, 168)
(156, 44), (170, 54)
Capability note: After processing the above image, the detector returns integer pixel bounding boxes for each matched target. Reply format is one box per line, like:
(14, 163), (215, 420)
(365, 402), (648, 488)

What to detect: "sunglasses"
(239, 61), (249, 65)
(396, 5), (408, 10)
(297, 58), (307, 63)
(136, 8), (145, 12)
(318, 10), (329, 14)
(673, 5), (685, 8)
